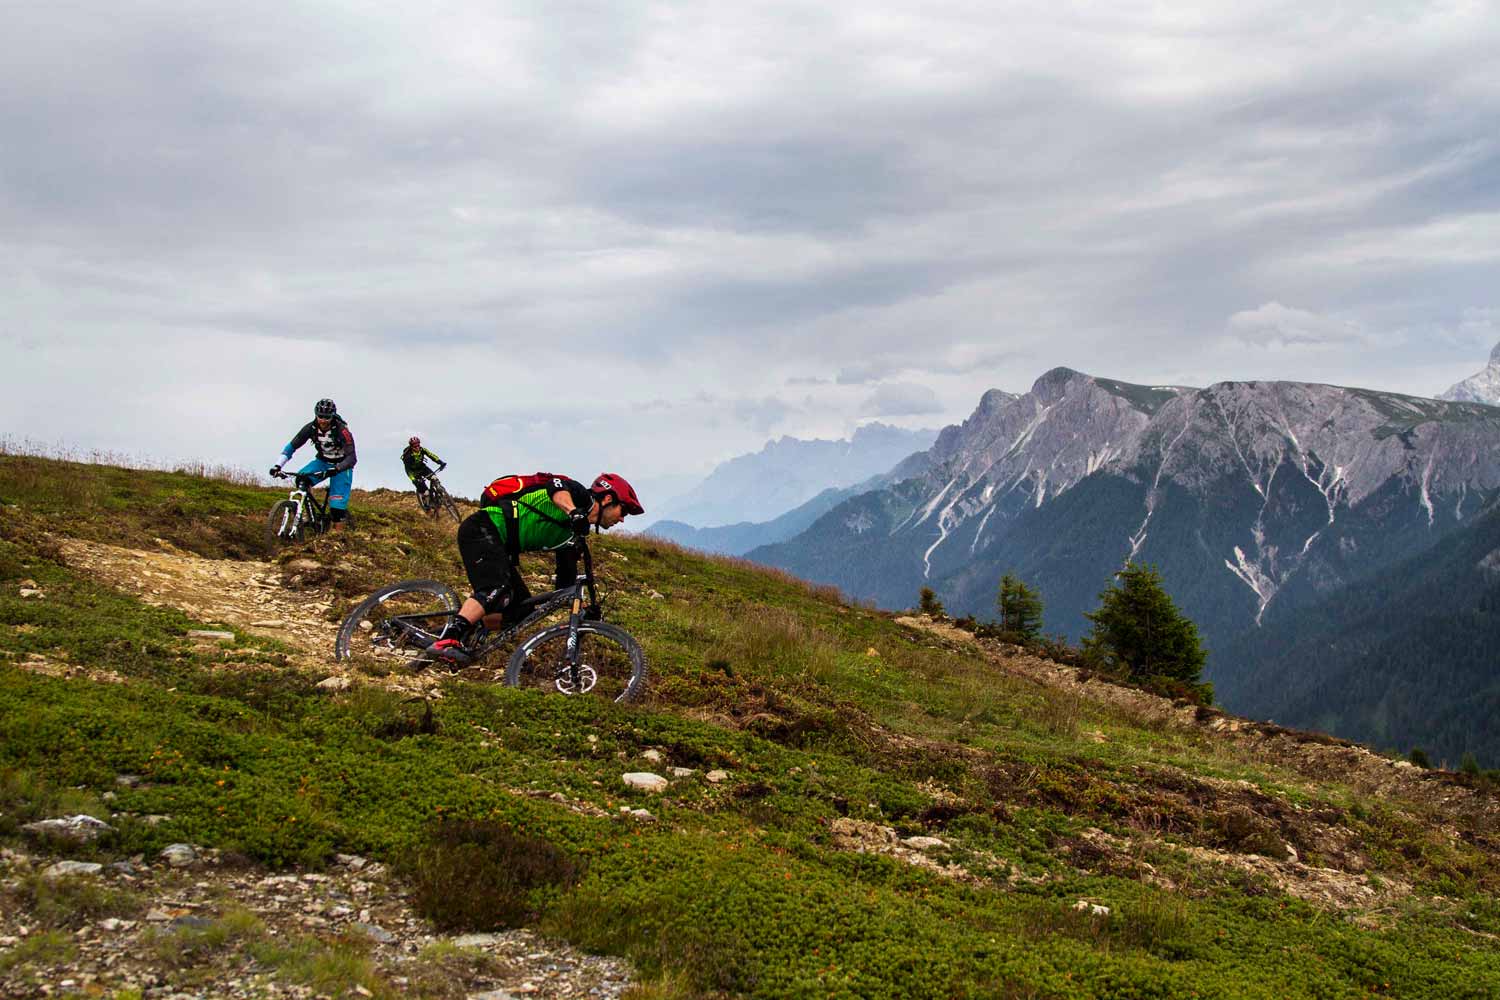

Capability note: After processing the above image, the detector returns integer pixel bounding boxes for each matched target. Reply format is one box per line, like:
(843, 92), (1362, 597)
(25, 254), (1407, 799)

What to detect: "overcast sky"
(4, 1), (1498, 505)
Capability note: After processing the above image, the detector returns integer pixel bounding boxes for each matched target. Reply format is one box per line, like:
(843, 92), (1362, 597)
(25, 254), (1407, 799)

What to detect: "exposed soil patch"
(47, 537), (461, 698)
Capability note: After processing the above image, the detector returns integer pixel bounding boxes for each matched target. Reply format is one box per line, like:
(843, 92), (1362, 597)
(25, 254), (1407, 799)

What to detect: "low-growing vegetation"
(1, 455), (1499, 998)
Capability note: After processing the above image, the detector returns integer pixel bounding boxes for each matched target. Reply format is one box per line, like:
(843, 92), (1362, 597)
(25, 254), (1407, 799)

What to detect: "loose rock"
(622, 772), (668, 793)
(159, 843), (199, 868)
(22, 815), (113, 842)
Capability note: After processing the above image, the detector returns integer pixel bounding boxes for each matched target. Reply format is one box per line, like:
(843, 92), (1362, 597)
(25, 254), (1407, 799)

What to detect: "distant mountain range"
(1439, 341), (1500, 406)
(748, 367), (1500, 765)
(644, 422), (937, 535)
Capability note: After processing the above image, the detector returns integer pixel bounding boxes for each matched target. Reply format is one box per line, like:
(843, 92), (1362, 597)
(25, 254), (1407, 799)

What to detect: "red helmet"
(592, 473), (643, 515)
(408, 436), (421, 447)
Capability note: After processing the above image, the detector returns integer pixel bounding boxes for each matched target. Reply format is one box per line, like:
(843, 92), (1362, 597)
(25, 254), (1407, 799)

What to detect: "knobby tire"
(437, 484), (461, 524)
(504, 621), (647, 704)
(335, 579), (462, 662)
(265, 500), (301, 553)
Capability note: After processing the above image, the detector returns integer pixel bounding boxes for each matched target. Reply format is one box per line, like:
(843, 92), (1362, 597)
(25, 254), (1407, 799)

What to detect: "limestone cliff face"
(751, 367), (1500, 636)
(1438, 341), (1500, 406)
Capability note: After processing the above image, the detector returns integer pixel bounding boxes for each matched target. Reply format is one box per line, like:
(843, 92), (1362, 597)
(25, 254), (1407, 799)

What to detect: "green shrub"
(404, 819), (582, 931)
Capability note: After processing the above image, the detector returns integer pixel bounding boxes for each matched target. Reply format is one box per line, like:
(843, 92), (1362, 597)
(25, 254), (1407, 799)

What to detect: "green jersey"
(482, 482), (588, 554)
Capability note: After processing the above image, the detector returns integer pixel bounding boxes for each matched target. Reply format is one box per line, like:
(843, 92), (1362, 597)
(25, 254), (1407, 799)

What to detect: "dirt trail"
(50, 536), (467, 698)
(56, 537), (335, 663)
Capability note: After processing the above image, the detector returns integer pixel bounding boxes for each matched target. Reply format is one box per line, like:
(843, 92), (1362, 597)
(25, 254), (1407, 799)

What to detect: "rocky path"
(0, 843), (632, 999)
(49, 536), (466, 697)
(55, 537), (335, 664)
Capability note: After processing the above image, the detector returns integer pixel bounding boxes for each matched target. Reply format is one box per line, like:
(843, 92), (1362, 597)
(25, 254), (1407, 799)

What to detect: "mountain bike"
(265, 471), (335, 553)
(418, 474), (461, 523)
(334, 535), (646, 703)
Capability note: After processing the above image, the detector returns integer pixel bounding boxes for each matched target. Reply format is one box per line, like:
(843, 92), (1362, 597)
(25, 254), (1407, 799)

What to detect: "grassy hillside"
(2, 453), (1499, 999)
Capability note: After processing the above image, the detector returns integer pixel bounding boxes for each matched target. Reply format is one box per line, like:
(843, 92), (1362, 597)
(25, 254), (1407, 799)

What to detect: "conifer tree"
(918, 587), (946, 618)
(1084, 563), (1207, 687)
(996, 574), (1044, 641)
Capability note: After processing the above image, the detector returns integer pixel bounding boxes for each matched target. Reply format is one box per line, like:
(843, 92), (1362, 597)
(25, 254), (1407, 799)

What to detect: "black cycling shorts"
(456, 512), (527, 612)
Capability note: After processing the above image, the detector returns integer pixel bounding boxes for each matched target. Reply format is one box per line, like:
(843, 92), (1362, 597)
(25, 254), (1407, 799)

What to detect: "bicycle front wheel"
(505, 621), (647, 704)
(265, 500), (302, 553)
(436, 484), (461, 524)
(335, 579), (462, 663)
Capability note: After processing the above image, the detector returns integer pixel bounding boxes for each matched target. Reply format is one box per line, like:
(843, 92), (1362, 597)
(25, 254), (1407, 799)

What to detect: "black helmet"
(314, 398), (337, 419)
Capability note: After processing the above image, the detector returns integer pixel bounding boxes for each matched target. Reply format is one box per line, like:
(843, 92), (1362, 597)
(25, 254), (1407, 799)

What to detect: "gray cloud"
(4, 1), (1499, 497)
(862, 382), (943, 417)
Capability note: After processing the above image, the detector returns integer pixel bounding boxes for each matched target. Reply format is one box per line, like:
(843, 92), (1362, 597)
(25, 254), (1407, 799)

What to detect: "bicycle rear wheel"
(265, 500), (302, 554)
(505, 621), (647, 704)
(335, 579), (462, 663)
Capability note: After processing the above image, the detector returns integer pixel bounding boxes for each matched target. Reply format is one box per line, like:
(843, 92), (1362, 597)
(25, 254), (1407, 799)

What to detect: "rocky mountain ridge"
(749, 367), (1500, 761)
(1438, 340), (1500, 405)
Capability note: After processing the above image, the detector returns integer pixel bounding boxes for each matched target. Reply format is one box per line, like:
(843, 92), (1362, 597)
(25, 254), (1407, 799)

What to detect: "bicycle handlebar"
(272, 470), (320, 490)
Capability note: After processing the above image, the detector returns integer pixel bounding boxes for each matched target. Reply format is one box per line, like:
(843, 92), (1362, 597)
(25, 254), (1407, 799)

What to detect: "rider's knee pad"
(474, 587), (510, 615)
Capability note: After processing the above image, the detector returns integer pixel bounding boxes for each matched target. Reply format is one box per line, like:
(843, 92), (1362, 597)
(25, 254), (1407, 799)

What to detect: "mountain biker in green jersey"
(428, 473), (644, 665)
(401, 436), (446, 510)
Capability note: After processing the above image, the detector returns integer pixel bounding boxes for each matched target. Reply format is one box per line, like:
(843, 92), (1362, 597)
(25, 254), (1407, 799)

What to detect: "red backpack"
(480, 472), (566, 506)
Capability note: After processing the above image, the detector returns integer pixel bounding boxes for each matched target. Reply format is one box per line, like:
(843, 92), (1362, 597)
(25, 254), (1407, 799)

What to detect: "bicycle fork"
(555, 591), (601, 694)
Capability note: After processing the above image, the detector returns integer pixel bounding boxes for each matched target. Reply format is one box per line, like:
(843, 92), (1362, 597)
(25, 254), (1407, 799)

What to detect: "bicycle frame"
(274, 474), (331, 539)
(373, 537), (603, 668)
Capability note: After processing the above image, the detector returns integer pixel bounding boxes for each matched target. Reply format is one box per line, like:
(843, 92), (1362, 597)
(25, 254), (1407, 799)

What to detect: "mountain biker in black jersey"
(429, 473), (644, 664)
(270, 398), (357, 529)
(402, 437), (446, 508)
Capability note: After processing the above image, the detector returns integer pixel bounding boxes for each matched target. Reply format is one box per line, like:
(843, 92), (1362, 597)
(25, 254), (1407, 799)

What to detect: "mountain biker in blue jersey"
(428, 472), (644, 665)
(270, 398), (357, 529)
(402, 436), (446, 510)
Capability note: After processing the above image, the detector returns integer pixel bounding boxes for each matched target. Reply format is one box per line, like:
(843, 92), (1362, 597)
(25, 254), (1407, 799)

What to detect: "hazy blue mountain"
(647, 422), (940, 530)
(644, 486), (860, 555)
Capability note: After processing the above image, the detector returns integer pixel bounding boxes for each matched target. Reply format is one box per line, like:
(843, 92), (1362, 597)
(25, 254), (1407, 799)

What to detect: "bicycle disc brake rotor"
(555, 663), (598, 695)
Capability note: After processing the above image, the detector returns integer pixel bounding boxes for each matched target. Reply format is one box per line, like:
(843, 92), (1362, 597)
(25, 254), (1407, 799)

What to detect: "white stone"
(159, 843), (199, 867)
(903, 836), (947, 851)
(668, 767), (696, 778)
(22, 815), (113, 841)
(453, 933), (504, 948)
(18, 588), (43, 599)
(641, 750), (664, 763)
(1072, 900), (1111, 917)
(43, 861), (103, 879)
(317, 676), (353, 691)
(629, 809), (656, 822)
(187, 630), (236, 641)
(622, 772), (668, 793)
(705, 770), (729, 783)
